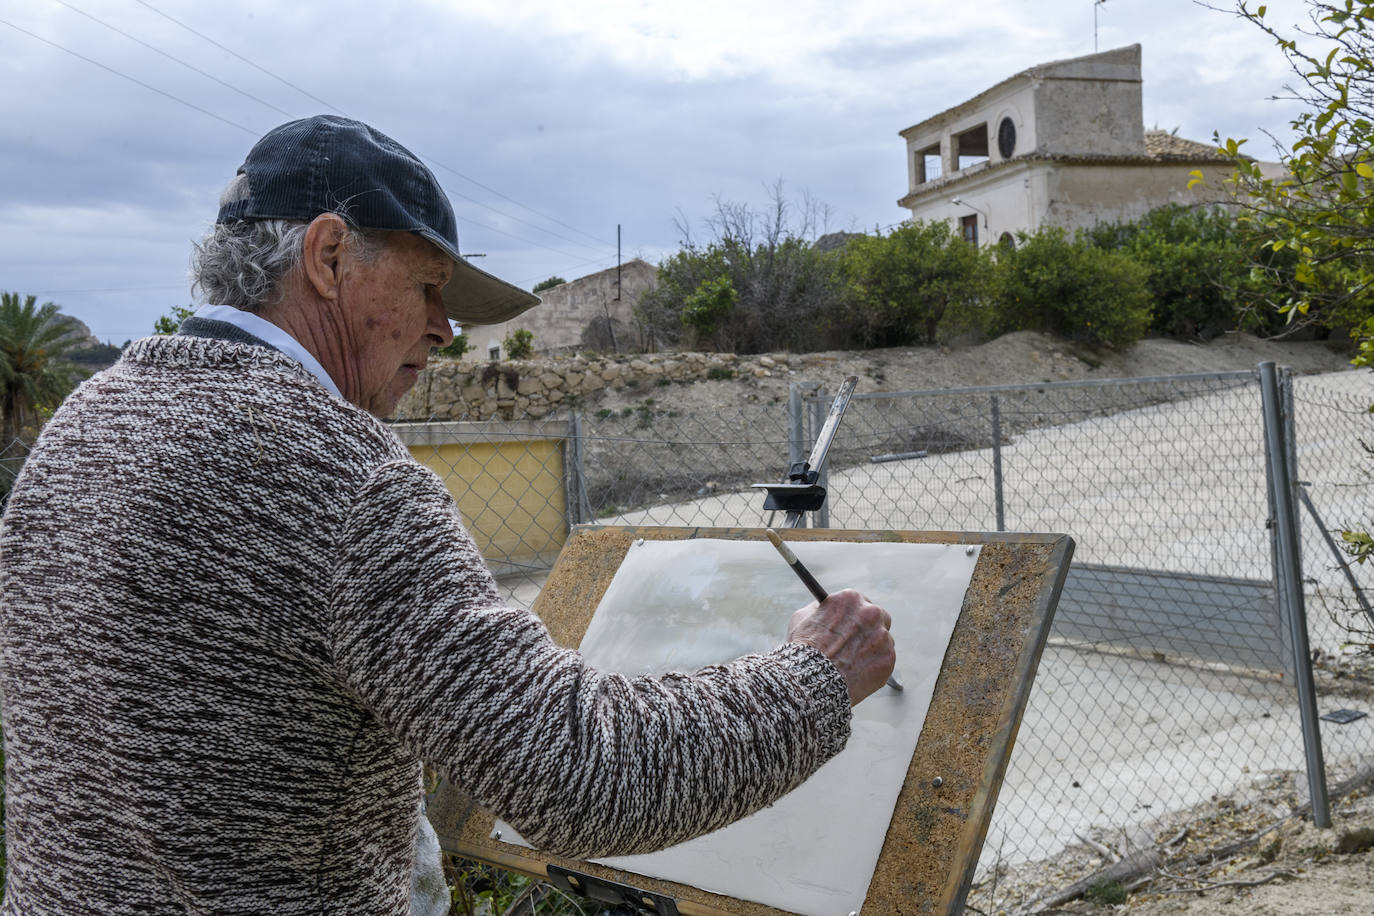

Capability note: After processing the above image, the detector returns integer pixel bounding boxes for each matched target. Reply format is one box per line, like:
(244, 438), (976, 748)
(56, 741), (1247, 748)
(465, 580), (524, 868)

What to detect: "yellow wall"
(406, 435), (568, 576)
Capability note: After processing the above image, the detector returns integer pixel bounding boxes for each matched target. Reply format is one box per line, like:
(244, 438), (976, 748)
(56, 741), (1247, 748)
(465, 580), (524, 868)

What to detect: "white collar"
(191, 304), (343, 401)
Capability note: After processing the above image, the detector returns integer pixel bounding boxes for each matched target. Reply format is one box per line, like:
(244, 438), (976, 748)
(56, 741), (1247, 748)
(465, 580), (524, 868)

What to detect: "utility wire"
(131, 0), (613, 251)
(131, 0), (345, 115)
(49, 0), (294, 118)
(0, 18), (258, 135)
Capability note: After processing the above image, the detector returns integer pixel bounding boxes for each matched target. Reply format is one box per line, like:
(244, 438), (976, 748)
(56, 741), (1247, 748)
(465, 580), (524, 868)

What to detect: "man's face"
(335, 232), (455, 417)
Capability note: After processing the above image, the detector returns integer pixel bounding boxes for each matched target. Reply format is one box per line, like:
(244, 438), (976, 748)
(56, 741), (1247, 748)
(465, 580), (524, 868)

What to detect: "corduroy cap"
(217, 115), (540, 326)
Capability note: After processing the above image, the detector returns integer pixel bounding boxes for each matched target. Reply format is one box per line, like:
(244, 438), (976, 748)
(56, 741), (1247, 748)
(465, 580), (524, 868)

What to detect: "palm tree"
(0, 292), (86, 443)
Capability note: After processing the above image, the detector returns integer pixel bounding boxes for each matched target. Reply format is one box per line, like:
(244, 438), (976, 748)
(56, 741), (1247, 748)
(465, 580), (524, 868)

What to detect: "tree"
(635, 183), (847, 353)
(502, 328), (534, 360)
(1206, 1), (1374, 360)
(435, 332), (471, 359)
(153, 305), (195, 335)
(1085, 203), (1290, 340)
(532, 276), (567, 294)
(987, 228), (1154, 350)
(833, 220), (990, 347)
(0, 293), (86, 442)
(1206, 2), (1374, 584)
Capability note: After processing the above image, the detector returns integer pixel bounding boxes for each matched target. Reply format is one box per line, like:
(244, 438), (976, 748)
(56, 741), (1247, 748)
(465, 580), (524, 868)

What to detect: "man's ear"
(301, 213), (351, 302)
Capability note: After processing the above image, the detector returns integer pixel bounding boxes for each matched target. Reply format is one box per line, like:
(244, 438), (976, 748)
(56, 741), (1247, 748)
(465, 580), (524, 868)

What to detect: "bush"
(635, 185), (848, 353)
(532, 276), (566, 294)
(435, 333), (471, 359)
(1085, 204), (1285, 340)
(833, 220), (990, 346)
(502, 329), (534, 360)
(988, 227), (1152, 349)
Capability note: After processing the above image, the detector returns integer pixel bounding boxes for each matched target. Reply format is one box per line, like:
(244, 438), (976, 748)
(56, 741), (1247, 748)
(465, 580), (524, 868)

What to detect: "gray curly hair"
(190, 218), (385, 312)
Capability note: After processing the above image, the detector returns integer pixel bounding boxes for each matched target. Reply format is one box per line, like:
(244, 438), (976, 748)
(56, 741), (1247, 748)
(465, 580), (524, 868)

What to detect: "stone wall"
(396, 350), (791, 421)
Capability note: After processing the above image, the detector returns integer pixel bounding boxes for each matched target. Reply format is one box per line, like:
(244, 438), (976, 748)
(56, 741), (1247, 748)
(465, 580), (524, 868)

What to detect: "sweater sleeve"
(327, 459), (851, 859)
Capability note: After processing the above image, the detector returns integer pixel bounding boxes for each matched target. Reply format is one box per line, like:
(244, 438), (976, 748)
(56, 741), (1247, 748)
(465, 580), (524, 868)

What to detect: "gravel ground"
(575, 332), (1373, 915)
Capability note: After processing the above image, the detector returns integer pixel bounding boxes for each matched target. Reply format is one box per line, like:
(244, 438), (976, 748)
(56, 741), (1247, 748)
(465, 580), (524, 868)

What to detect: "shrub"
(833, 220), (990, 346)
(988, 227), (1152, 349)
(532, 276), (566, 294)
(680, 275), (737, 345)
(502, 329), (534, 360)
(1086, 204), (1285, 340)
(435, 333), (471, 359)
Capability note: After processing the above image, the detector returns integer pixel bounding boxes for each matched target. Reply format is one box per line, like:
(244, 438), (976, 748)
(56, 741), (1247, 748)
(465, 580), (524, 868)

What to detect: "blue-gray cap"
(217, 115), (540, 326)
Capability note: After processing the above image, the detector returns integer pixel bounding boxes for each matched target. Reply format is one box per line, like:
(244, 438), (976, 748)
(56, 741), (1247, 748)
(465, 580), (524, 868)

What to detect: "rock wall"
(396, 351), (791, 421)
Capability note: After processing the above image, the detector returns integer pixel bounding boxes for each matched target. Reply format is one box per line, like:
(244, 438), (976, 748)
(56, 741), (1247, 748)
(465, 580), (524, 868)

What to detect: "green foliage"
(1085, 204), (1288, 339)
(1208, 1), (1374, 353)
(986, 228), (1153, 349)
(153, 304), (195, 335)
(1208, 1), (1374, 647)
(833, 220), (991, 346)
(0, 292), (87, 442)
(435, 332), (471, 359)
(680, 274), (738, 343)
(635, 184), (848, 353)
(1084, 879), (1128, 905)
(503, 328), (535, 360)
(532, 276), (567, 294)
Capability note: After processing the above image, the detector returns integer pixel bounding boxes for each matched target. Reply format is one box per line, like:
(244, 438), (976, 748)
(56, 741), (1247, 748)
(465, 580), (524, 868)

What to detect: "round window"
(997, 117), (1017, 159)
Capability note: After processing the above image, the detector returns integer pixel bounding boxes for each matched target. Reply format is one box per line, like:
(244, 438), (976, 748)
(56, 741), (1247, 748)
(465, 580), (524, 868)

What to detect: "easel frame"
(430, 525), (1074, 915)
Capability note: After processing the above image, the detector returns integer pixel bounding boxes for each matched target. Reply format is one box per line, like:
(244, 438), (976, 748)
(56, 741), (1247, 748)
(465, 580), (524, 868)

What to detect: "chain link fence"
(399, 364), (1372, 910)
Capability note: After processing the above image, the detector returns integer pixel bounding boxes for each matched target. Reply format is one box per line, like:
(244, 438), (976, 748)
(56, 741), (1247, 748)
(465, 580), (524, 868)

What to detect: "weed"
(1084, 880), (1127, 905)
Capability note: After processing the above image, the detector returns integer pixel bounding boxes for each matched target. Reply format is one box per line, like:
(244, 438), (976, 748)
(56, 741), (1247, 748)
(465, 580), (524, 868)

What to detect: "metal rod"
(802, 376), (858, 479)
(1259, 361), (1330, 827)
(991, 394), (1006, 532)
(811, 387), (830, 529)
(1298, 483), (1374, 629)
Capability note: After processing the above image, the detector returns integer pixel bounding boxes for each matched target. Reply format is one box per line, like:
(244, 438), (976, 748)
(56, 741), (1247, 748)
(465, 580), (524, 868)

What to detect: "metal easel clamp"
(546, 865), (680, 915)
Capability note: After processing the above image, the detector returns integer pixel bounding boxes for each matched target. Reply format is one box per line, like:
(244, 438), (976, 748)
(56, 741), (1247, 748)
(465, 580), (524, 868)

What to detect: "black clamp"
(546, 865), (680, 915)
(751, 460), (826, 514)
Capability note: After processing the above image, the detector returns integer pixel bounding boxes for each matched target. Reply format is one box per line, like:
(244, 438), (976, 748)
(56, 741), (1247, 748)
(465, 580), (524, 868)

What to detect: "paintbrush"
(764, 528), (903, 692)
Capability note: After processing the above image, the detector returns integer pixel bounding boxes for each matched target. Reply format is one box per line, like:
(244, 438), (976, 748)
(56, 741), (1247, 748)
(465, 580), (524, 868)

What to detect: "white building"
(897, 44), (1256, 245)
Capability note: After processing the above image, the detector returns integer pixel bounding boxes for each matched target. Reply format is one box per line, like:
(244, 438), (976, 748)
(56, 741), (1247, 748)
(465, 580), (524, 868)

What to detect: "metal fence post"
(787, 384), (808, 528)
(811, 386), (830, 529)
(565, 411), (590, 526)
(991, 394), (1006, 532)
(1259, 361), (1331, 827)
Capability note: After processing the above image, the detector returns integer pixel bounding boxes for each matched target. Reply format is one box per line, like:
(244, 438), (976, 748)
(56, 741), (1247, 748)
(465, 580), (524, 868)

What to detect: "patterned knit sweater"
(0, 334), (851, 915)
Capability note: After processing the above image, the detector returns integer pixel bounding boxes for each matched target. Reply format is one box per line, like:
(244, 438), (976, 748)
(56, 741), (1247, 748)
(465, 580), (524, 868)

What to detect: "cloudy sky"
(0, 0), (1323, 343)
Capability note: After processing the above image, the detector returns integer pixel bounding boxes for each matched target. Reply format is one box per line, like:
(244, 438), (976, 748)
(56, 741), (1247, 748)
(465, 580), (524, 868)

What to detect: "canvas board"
(497, 537), (979, 915)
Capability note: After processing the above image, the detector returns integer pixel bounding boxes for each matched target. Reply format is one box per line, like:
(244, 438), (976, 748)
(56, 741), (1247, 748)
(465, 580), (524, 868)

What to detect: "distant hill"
(57, 315), (122, 371)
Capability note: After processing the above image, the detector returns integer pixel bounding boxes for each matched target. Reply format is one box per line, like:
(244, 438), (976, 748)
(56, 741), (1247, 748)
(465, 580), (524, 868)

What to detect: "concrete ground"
(492, 368), (1374, 871)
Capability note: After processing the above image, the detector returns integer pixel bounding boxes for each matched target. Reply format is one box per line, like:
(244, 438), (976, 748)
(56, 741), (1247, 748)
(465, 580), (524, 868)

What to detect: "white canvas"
(499, 537), (978, 915)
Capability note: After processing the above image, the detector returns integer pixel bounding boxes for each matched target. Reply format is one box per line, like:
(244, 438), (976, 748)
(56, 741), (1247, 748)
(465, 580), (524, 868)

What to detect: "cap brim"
(442, 259), (542, 326)
(413, 228), (540, 326)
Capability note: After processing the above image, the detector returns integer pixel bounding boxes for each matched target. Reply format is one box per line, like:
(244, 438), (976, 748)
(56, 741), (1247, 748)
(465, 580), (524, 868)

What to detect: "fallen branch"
(1154, 869), (1296, 895)
(1022, 760), (1374, 914)
(1022, 847), (1161, 914)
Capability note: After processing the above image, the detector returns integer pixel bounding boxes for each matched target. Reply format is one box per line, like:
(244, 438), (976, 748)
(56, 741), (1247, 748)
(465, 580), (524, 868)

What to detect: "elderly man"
(0, 116), (895, 914)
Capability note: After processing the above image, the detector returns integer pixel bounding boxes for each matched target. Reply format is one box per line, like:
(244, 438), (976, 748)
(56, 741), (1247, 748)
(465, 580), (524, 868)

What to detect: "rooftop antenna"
(1094, 0), (1109, 52)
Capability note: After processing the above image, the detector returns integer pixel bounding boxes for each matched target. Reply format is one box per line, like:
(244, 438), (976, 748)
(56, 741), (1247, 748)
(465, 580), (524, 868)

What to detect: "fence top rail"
(831, 369), (1259, 402)
(390, 418), (568, 445)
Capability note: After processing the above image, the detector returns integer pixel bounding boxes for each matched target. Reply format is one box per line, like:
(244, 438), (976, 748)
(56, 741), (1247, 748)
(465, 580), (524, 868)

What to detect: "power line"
(0, 17), (258, 135)
(9, 7), (614, 265)
(131, 0), (345, 115)
(131, 0), (613, 251)
(49, 0), (295, 118)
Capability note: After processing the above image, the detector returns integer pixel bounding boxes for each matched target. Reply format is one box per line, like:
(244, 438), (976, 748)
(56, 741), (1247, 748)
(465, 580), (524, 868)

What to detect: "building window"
(998, 231), (1016, 249)
(916, 144), (942, 184)
(960, 214), (979, 246)
(997, 117), (1017, 159)
(954, 124), (989, 170)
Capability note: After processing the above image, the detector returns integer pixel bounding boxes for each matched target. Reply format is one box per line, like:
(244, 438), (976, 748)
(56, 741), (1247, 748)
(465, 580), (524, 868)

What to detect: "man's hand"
(787, 589), (895, 706)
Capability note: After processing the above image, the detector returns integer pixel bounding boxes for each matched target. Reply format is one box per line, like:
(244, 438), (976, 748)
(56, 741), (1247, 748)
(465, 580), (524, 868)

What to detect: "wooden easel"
(429, 524), (1073, 915)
